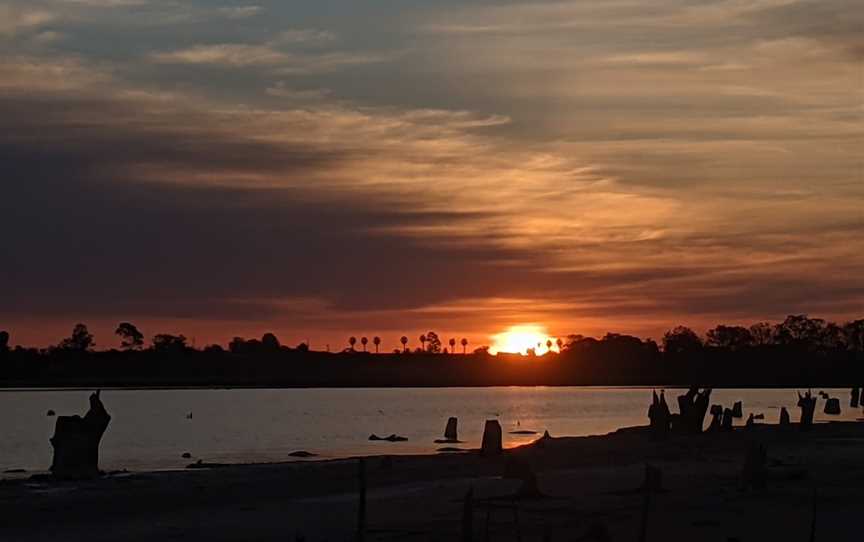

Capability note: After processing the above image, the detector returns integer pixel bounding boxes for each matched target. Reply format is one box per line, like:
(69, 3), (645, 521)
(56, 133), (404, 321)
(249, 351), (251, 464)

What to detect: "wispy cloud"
(150, 44), (289, 66)
(149, 28), (397, 73)
(216, 5), (261, 19)
(0, 4), (56, 37)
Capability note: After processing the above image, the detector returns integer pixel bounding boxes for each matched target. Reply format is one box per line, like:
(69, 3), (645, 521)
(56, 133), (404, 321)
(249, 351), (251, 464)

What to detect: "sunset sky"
(2, 0), (862, 351)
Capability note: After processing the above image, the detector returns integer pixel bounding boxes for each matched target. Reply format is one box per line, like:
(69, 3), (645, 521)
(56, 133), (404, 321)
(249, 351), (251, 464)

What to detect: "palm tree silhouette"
(361, 337), (368, 352)
(555, 337), (563, 352)
(419, 334), (427, 352)
(400, 336), (408, 352)
(460, 338), (468, 354)
(349, 336), (357, 351)
(449, 338), (456, 352)
(546, 339), (552, 352)
(373, 336), (381, 353)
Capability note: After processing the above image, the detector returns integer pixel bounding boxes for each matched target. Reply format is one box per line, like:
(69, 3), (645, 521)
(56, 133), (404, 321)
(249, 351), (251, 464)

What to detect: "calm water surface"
(1, 387), (859, 474)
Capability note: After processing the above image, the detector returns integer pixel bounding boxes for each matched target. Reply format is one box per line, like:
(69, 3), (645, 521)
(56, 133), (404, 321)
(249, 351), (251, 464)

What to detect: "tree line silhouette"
(0, 314), (862, 388)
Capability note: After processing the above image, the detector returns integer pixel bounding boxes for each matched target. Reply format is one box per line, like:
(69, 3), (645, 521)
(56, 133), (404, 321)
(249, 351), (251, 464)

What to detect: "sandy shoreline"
(3, 422), (864, 541)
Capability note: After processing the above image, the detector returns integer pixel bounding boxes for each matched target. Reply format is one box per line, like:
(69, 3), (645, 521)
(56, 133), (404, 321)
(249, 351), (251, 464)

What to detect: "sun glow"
(490, 324), (559, 355)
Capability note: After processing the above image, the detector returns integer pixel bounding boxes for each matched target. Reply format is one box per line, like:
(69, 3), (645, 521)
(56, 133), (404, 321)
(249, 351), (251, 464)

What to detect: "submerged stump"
(50, 390), (111, 479)
(445, 417), (458, 441)
(436, 417), (461, 443)
(824, 397), (841, 415)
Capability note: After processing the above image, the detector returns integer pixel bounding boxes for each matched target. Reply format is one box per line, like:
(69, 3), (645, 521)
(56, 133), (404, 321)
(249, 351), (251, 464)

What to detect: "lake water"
(1, 387), (860, 474)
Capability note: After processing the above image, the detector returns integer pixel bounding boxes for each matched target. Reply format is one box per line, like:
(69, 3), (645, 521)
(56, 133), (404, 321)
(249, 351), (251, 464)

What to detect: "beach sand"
(3, 422), (864, 541)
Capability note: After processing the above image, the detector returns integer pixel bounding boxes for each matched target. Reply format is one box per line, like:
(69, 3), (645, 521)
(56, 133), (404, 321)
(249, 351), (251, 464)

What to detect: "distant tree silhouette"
(349, 336), (357, 351)
(819, 322), (845, 351)
(774, 314), (825, 348)
(705, 325), (753, 350)
(425, 332), (442, 353)
(546, 339), (553, 352)
(115, 322), (144, 350)
(203, 344), (225, 354)
(229, 337), (246, 355)
(373, 336), (381, 353)
(564, 334), (585, 350)
(449, 338), (456, 352)
(361, 337), (368, 352)
(556, 337), (563, 351)
(58, 324), (94, 352)
(749, 322), (774, 346)
(662, 326), (702, 355)
(152, 334), (187, 354)
(844, 320), (864, 351)
(3, 312), (863, 388)
(419, 334), (427, 352)
(261, 333), (281, 352)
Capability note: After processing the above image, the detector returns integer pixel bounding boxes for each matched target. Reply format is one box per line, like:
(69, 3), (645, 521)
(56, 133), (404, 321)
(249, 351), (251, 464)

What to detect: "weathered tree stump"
(824, 397), (841, 415)
(445, 417), (458, 441)
(672, 387), (712, 434)
(50, 391), (110, 479)
(436, 417), (461, 443)
(798, 391), (817, 431)
(648, 390), (671, 438)
(721, 408), (734, 432)
(731, 401), (743, 418)
(481, 420), (502, 456)
(707, 404), (723, 432)
(779, 406), (791, 426)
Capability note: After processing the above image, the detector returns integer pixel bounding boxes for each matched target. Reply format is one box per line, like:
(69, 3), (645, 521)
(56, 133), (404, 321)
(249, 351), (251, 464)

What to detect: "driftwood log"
(50, 390), (110, 479)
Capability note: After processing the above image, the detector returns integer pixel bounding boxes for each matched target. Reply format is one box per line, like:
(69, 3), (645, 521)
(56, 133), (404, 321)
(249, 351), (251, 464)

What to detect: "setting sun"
(490, 324), (559, 355)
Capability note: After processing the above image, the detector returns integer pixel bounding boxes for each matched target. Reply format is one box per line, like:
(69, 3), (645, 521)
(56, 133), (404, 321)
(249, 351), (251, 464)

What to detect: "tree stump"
(731, 401), (743, 418)
(721, 408), (734, 432)
(798, 391), (817, 431)
(481, 420), (502, 456)
(50, 391), (110, 479)
(779, 407), (791, 426)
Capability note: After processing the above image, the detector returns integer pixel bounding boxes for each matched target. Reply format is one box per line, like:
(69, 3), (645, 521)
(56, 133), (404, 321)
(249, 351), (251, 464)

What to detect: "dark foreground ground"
(3, 422), (864, 541)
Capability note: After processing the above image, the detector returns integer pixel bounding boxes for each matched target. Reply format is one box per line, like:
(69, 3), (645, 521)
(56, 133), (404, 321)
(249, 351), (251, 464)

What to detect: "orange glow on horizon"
(490, 324), (559, 355)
